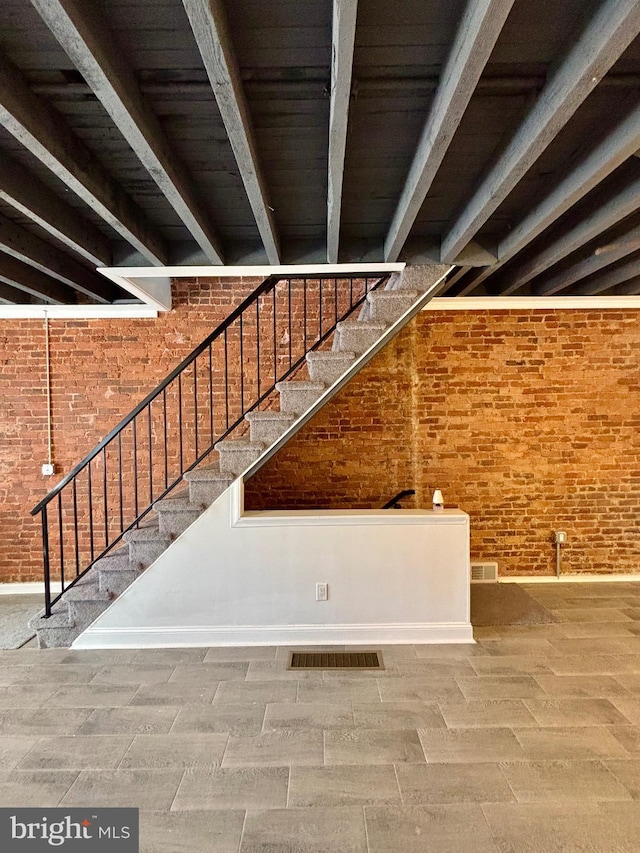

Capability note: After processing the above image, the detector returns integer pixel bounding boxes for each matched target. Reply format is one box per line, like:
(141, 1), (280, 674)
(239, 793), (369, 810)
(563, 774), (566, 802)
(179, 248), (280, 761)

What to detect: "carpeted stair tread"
(214, 438), (264, 451)
(184, 463), (234, 483)
(29, 608), (74, 630)
(153, 488), (202, 512)
(123, 523), (171, 543)
(275, 380), (325, 392)
(244, 410), (296, 424)
(63, 580), (112, 603)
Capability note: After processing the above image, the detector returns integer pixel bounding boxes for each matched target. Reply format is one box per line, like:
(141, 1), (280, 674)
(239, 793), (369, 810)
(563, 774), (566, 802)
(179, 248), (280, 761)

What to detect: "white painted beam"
(0, 251), (71, 304)
(505, 174), (640, 295)
(98, 270), (172, 312)
(385, 0), (515, 263)
(535, 222), (640, 296)
(466, 105), (640, 295)
(31, 0), (224, 265)
(183, 0), (281, 264)
(0, 214), (113, 302)
(0, 51), (168, 266)
(572, 256), (640, 296)
(440, 0), (640, 263)
(327, 0), (358, 263)
(0, 150), (111, 267)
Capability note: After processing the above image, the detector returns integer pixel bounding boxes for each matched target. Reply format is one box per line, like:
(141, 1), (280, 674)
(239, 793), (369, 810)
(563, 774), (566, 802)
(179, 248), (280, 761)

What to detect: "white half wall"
(74, 482), (473, 648)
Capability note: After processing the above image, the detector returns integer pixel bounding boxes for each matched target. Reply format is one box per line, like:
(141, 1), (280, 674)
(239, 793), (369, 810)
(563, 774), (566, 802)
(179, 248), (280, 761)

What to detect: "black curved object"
(382, 489), (416, 509)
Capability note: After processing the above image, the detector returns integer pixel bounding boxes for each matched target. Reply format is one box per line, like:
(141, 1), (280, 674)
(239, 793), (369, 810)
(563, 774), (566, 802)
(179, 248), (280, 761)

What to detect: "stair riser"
(307, 357), (355, 385)
(277, 386), (324, 415)
(188, 479), (232, 506)
(334, 326), (384, 355)
(217, 447), (263, 476)
(366, 295), (416, 324)
(158, 510), (201, 537)
(37, 626), (78, 649)
(67, 600), (110, 628)
(129, 540), (169, 568)
(99, 568), (142, 596)
(248, 419), (292, 445)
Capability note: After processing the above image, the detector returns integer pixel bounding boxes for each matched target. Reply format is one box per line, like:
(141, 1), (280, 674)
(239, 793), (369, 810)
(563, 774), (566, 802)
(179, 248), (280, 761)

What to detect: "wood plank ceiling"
(0, 0), (639, 304)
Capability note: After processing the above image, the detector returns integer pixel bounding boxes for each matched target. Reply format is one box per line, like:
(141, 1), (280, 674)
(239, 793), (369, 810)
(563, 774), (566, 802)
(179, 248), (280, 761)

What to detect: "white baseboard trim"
(0, 583), (61, 595)
(499, 574), (640, 584)
(72, 621), (475, 649)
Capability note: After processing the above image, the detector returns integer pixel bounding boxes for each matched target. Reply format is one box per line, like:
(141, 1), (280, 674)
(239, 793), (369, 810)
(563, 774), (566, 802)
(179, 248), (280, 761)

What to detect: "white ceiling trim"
(425, 296), (640, 310)
(0, 304), (158, 319)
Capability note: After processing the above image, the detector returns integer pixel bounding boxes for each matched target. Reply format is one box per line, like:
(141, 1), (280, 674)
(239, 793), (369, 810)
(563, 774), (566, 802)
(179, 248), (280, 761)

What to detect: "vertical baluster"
(132, 419), (139, 519)
(193, 359), (198, 461)
(178, 374), (184, 474)
(146, 404), (153, 505)
(87, 461), (95, 562)
(288, 278), (292, 368)
(240, 314), (244, 415)
(103, 446), (109, 547)
(303, 277), (307, 350)
(208, 344), (214, 445)
(57, 491), (64, 591)
(42, 506), (51, 617)
(272, 285), (277, 385)
(117, 432), (124, 533)
(72, 477), (80, 576)
(319, 278), (323, 339)
(224, 329), (229, 429)
(163, 388), (168, 490)
(350, 275), (353, 310)
(334, 277), (338, 326)
(256, 297), (261, 398)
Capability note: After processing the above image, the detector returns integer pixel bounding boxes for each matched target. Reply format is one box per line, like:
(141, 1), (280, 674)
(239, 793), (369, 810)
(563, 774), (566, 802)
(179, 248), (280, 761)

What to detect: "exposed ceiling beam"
(609, 277), (640, 294)
(0, 250), (72, 304)
(183, 0), (280, 264)
(454, 109), (640, 296)
(0, 51), (167, 266)
(506, 173), (640, 295)
(534, 221), (640, 296)
(571, 255), (640, 296)
(440, 0), (640, 263)
(0, 280), (31, 304)
(327, 0), (358, 264)
(0, 213), (114, 302)
(384, 0), (515, 263)
(31, 0), (224, 265)
(0, 150), (111, 267)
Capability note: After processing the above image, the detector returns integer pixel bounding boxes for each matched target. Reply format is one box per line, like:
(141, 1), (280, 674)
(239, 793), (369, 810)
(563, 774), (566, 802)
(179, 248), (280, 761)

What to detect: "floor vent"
(288, 651), (384, 670)
(471, 561), (499, 583)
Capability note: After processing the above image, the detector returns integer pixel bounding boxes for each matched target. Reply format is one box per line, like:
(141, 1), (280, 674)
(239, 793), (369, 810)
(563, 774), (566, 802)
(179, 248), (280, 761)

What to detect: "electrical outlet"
(41, 463), (55, 476)
(316, 582), (328, 601)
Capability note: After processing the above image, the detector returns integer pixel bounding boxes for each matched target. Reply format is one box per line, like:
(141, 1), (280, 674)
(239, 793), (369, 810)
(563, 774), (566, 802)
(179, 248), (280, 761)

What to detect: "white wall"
(74, 482), (472, 648)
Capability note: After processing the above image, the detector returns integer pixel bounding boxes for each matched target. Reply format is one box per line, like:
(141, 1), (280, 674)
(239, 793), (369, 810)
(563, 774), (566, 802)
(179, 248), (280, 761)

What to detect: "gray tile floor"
(1, 581), (640, 851)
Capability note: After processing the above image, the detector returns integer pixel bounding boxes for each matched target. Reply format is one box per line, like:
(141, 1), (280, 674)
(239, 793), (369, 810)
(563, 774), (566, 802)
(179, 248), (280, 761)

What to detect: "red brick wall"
(0, 278), (261, 583)
(245, 310), (640, 577)
(2, 286), (640, 582)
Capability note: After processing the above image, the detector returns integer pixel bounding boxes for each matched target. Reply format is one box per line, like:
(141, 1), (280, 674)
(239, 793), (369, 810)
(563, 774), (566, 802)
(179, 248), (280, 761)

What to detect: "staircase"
(30, 265), (450, 647)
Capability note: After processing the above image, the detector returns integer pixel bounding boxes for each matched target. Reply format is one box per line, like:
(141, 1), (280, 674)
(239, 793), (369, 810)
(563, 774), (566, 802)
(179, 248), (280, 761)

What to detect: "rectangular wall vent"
(288, 651), (384, 670)
(471, 561), (498, 583)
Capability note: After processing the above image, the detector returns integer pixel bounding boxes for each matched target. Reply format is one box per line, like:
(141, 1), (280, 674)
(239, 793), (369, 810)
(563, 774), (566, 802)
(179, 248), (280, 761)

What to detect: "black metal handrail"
(32, 272), (390, 616)
(382, 489), (416, 509)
